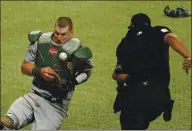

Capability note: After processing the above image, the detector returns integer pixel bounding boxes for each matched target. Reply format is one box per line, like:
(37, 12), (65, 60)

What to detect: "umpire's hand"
(183, 57), (191, 73)
(40, 67), (57, 81)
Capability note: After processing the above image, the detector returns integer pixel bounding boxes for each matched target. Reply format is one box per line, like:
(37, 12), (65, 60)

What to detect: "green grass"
(1, 1), (192, 130)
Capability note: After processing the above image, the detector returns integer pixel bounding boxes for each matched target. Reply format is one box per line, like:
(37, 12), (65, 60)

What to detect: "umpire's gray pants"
(6, 92), (69, 130)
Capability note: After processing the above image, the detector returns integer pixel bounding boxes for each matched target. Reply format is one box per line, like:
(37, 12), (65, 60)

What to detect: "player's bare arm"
(164, 33), (191, 71)
(164, 33), (191, 58)
(21, 60), (35, 76)
(21, 60), (56, 81)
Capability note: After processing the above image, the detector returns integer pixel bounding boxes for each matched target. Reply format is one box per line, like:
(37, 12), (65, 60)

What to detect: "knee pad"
(6, 114), (19, 129)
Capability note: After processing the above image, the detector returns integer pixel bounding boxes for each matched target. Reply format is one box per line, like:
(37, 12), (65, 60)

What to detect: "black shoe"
(0, 123), (5, 130)
(0, 123), (11, 130)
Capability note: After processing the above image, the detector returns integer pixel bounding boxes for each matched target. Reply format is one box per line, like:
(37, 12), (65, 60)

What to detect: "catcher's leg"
(2, 93), (35, 129)
(31, 94), (68, 130)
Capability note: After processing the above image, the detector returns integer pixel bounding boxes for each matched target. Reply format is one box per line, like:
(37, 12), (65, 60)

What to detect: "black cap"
(128, 13), (151, 29)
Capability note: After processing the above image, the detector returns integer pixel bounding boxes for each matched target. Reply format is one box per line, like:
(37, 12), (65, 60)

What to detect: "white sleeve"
(24, 42), (38, 64)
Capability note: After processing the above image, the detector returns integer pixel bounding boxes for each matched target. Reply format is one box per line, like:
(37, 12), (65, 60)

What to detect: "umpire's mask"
(128, 13), (151, 31)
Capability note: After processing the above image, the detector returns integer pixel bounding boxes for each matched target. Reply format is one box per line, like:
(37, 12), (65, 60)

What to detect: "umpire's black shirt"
(116, 26), (172, 82)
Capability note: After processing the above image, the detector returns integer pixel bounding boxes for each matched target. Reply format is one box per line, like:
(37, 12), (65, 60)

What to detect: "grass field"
(1, 1), (192, 130)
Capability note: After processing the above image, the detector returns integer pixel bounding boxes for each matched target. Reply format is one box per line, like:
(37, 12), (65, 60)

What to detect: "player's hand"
(112, 71), (129, 82)
(40, 67), (57, 81)
(183, 57), (191, 74)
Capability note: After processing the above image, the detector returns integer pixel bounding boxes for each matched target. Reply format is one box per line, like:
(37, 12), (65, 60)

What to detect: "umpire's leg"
(120, 108), (150, 130)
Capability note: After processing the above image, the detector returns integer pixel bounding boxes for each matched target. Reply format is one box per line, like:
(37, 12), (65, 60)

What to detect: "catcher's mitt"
(51, 62), (75, 91)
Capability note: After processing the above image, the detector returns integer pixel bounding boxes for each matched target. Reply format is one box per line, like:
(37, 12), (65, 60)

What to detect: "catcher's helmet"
(128, 13), (151, 30)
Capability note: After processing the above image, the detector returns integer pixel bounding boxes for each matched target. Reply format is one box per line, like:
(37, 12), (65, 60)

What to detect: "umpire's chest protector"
(120, 28), (168, 80)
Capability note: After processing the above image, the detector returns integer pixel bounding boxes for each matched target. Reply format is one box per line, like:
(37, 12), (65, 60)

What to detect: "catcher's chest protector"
(36, 32), (80, 78)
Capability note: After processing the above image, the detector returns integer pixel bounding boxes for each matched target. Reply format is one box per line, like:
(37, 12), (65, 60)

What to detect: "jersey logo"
(48, 47), (58, 57)
(66, 62), (74, 71)
(161, 28), (169, 33)
(137, 31), (143, 36)
(67, 62), (73, 69)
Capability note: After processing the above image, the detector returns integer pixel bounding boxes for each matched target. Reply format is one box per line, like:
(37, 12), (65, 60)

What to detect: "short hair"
(55, 17), (73, 30)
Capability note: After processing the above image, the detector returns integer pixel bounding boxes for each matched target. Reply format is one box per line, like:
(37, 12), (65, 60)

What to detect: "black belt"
(33, 90), (60, 102)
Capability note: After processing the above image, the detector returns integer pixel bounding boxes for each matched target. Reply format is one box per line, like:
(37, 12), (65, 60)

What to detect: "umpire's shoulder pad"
(28, 30), (42, 44)
(74, 46), (93, 60)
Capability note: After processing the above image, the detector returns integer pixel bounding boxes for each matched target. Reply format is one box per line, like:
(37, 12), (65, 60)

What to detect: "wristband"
(32, 67), (42, 76)
(75, 73), (88, 84)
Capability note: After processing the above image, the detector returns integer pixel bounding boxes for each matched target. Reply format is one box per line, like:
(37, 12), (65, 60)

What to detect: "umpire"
(112, 13), (191, 130)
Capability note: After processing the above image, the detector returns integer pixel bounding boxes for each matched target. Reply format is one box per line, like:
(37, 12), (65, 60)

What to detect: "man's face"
(53, 25), (74, 44)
